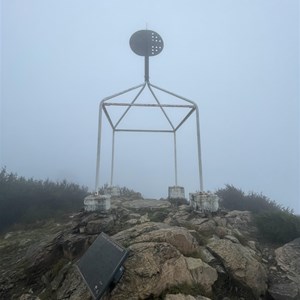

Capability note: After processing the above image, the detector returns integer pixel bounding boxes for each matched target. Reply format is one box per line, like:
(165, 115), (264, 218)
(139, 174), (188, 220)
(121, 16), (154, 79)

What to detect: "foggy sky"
(1, 1), (299, 213)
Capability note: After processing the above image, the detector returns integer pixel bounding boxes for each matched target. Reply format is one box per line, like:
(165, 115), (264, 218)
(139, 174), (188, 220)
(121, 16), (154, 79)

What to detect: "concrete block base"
(168, 186), (185, 199)
(189, 192), (219, 212)
(84, 194), (111, 212)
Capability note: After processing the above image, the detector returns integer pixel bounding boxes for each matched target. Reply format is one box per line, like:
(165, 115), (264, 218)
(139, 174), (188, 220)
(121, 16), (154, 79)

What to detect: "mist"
(1, 0), (299, 213)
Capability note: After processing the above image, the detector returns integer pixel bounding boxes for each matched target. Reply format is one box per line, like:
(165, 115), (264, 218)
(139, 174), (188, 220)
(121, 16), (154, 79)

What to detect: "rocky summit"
(0, 196), (299, 300)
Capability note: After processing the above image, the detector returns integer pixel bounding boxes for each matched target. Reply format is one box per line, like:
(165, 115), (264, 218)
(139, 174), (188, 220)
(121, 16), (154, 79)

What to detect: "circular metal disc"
(130, 30), (164, 57)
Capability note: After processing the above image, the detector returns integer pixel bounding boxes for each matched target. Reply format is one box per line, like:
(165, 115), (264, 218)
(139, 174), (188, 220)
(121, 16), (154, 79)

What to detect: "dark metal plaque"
(76, 232), (128, 299)
(130, 30), (164, 56)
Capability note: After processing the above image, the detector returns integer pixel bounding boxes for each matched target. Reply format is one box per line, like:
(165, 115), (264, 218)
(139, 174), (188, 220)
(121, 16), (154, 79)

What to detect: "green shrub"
(216, 184), (298, 244)
(216, 185), (245, 211)
(98, 184), (142, 198)
(0, 168), (88, 231)
(255, 210), (300, 243)
(216, 184), (286, 213)
(119, 186), (142, 198)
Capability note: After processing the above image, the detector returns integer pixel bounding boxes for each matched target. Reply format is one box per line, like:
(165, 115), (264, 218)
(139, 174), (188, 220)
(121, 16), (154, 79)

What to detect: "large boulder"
(225, 210), (257, 236)
(275, 238), (300, 280)
(110, 222), (218, 299)
(61, 234), (92, 260)
(185, 257), (218, 293)
(84, 215), (115, 234)
(133, 226), (200, 256)
(113, 222), (206, 256)
(207, 239), (267, 298)
(110, 242), (217, 299)
(112, 222), (170, 246)
(192, 220), (217, 236)
(164, 208), (192, 226)
(268, 238), (300, 300)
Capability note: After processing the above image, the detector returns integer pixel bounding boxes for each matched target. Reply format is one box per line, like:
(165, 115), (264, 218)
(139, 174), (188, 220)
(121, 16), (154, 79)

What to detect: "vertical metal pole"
(95, 103), (103, 193)
(195, 107), (204, 191)
(145, 56), (149, 82)
(110, 130), (116, 186)
(173, 131), (178, 186)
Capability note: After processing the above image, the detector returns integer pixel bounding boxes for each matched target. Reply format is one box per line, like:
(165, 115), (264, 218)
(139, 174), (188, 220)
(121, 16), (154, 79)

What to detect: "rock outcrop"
(207, 239), (267, 298)
(113, 222), (200, 256)
(0, 196), (299, 300)
(110, 242), (217, 299)
(268, 238), (300, 300)
(108, 223), (217, 299)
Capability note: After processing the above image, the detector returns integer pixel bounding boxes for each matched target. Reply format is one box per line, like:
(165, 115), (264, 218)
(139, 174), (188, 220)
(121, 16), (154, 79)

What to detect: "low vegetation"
(1, 167), (299, 244)
(216, 184), (287, 213)
(216, 184), (300, 243)
(0, 168), (88, 232)
(98, 183), (142, 198)
(255, 210), (300, 244)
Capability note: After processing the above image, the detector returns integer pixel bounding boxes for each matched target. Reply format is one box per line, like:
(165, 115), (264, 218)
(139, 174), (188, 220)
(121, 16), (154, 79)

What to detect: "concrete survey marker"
(76, 232), (128, 299)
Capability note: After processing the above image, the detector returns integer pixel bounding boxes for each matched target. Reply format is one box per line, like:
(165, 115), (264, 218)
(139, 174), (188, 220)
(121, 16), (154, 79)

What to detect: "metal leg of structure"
(95, 84), (144, 191)
(196, 107), (204, 191)
(110, 130), (116, 186)
(173, 132), (178, 186)
(95, 103), (103, 193)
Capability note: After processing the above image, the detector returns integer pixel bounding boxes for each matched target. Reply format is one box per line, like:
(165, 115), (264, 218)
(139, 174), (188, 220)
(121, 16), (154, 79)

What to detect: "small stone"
(140, 213), (150, 223)
(247, 241), (256, 251)
(224, 235), (240, 244)
(126, 219), (138, 225)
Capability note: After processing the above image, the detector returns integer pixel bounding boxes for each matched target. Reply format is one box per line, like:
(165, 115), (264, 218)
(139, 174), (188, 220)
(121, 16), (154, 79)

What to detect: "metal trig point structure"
(95, 29), (204, 198)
